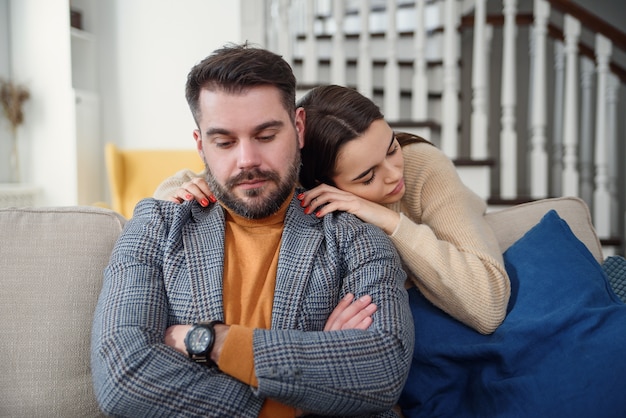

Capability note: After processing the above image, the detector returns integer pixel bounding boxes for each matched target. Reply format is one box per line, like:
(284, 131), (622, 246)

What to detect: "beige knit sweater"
(153, 142), (510, 334)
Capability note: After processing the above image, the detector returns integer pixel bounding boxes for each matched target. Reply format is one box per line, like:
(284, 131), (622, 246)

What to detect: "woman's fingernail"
(315, 211), (322, 217)
(209, 195), (217, 203)
(297, 193), (304, 200)
(200, 199), (209, 207)
(304, 206), (312, 214)
(300, 199), (306, 207)
(185, 194), (192, 200)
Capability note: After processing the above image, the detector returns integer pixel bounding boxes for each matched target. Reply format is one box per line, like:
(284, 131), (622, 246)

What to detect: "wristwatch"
(184, 320), (223, 366)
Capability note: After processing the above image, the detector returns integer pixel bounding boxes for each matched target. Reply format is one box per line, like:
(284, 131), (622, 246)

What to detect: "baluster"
(303, 0), (318, 84)
(593, 34), (612, 238)
(412, 0), (428, 120)
(470, 0), (488, 159)
(384, 0), (400, 120)
(441, 0), (459, 158)
(579, 57), (595, 208)
(529, 0), (550, 199)
(277, 0), (293, 64)
(358, 0), (373, 98)
(499, 0), (518, 199)
(551, 41), (565, 196)
(561, 15), (581, 197)
(331, 0), (346, 86)
(606, 73), (619, 237)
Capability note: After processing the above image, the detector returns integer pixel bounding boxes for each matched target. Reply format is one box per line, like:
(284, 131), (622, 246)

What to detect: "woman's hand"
(298, 184), (401, 235)
(168, 177), (216, 207)
(324, 293), (377, 331)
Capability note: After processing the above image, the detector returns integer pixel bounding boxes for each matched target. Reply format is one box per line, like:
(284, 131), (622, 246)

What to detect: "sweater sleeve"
(153, 168), (204, 200)
(389, 143), (510, 334)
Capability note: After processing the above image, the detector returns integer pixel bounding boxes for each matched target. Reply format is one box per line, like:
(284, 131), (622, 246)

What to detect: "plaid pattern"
(603, 255), (626, 303)
(92, 194), (413, 417)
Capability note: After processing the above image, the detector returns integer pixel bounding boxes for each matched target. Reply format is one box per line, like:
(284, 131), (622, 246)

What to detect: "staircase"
(243, 0), (626, 256)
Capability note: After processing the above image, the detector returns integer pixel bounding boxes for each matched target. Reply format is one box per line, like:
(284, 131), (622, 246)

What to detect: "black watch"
(184, 320), (223, 366)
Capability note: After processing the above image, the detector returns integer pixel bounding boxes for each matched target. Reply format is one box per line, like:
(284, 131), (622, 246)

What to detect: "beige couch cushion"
(0, 206), (125, 418)
(485, 196), (603, 263)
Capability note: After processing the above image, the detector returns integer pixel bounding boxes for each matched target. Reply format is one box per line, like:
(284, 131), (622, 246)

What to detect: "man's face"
(193, 85), (305, 219)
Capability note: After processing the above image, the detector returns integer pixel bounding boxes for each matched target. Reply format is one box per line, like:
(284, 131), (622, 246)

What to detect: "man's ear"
(295, 107), (306, 149)
(193, 129), (205, 160)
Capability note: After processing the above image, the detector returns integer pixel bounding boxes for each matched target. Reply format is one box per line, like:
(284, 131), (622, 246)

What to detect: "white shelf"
(0, 184), (40, 208)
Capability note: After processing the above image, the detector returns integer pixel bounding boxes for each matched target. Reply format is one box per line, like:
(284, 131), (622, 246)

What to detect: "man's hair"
(185, 42), (297, 125)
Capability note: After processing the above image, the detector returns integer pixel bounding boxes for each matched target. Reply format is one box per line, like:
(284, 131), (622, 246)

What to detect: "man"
(91, 43), (413, 417)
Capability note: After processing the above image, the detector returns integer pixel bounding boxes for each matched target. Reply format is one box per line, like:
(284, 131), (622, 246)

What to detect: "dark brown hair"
(298, 84), (431, 189)
(185, 42), (297, 126)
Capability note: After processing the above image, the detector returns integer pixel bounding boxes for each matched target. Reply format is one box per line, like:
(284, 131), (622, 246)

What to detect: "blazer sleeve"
(90, 199), (265, 417)
(251, 214), (414, 415)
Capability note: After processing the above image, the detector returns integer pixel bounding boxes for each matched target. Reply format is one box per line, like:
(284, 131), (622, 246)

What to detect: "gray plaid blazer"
(92, 192), (413, 417)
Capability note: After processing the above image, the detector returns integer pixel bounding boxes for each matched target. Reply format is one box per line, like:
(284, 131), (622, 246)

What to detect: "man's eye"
(257, 134), (276, 142)
(215, 140), (234, 148)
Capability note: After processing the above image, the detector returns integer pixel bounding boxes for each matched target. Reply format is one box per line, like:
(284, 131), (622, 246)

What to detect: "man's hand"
(324, 293), (377, 331)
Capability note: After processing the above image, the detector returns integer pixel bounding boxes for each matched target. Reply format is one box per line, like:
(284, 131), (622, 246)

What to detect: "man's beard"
(204, 151), (301, 219)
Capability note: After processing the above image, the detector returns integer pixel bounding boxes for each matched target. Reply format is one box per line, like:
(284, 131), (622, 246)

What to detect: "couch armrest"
(485, 197), (603, 263)
(0, 206), (125, 417)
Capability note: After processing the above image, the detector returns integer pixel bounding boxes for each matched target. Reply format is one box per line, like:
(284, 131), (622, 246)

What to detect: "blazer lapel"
(182, 203), (227, 321)
(271, 197), (324, 329)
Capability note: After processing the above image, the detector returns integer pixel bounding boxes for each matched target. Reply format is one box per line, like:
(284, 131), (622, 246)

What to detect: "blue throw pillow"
(399, 210), (626, 418)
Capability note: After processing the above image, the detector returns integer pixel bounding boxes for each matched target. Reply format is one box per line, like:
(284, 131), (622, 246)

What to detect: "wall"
(96, 0), (242, 152)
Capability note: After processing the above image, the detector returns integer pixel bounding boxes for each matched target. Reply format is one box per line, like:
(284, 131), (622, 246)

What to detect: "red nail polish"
(304, 206), (312, 214)
(300, 199), (306, 207)
(297, 193), (304, 200)
(315, 211), (322, 217)
(209, 195), (217, 203)
(201, 199), (209, 207)
(185, 194), (192, 200)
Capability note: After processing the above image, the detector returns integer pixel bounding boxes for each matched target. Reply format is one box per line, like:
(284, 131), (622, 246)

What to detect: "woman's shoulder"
(402, 141), (455, 174)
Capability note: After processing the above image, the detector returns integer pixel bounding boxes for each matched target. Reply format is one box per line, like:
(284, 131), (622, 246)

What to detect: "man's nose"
(237, 140), (262, 169)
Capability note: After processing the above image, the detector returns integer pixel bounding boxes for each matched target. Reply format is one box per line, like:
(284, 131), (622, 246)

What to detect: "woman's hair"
(297, 84), (430, 189)
(185, 42), (296, 126)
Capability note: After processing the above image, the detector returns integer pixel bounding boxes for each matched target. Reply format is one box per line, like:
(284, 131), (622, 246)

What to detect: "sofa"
(0, 197), (623, 417)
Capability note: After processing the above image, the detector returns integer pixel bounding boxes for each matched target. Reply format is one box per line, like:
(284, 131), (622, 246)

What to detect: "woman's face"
(331, 119), (405, 205)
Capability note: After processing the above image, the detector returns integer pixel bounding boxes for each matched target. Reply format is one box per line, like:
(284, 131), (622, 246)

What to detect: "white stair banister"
(593, 33), (612, 238)
(331, 0), (346, 86)
(551, 41), (565, 196)
(357, 0), (373, 98)
(579, 57), (595, 207)
(470, 0), (488, 159)
(499, 0), (518, 199)
(411, 0), (428, 120)
(279, 0), (293, 64)
(606, 72), (619, 237)
(529, 0), (550, 199)
(561, 14), (581, 197)
(303, 0), (318, 84)
(384, 0), (400, 120)
(441, 0), (459, 158)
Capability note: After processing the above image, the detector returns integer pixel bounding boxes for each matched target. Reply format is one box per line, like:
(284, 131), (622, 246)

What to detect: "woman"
(154, 84), (510, 335)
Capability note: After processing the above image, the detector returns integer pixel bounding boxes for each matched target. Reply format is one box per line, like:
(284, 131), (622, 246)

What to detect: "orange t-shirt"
(218, 197), (296, 417)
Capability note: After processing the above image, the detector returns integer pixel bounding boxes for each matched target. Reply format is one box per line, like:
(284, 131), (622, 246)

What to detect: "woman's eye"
(387, 144), (399, 156)
(363, 172), (376, 186)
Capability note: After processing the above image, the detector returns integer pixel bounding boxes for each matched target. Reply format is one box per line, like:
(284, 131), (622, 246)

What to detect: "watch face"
(188, 327), (210, 353)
